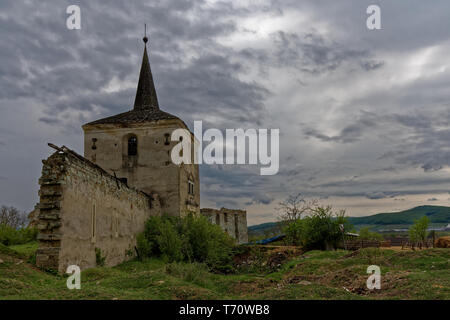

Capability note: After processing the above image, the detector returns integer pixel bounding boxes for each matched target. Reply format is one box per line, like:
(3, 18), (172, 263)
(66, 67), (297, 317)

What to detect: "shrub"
(157, 219), (184, 262)
(0, 224), (38, 246)
(409, 216), (429, 245)
(137, 214), (235, 271)
(283, 205), (352, 250)
(283, 219), (304, 246)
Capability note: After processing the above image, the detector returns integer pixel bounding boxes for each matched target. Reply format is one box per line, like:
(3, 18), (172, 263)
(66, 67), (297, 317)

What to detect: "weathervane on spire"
(143, 24), (148, 44)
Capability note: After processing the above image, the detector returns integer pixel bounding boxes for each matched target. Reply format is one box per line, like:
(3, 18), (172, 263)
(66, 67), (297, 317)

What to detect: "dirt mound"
(435, 236), (450, 248)
(233, 245), (303, 272)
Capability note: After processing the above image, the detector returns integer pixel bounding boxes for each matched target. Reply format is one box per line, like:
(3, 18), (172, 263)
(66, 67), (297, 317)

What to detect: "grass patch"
(0, 246), (448, 300)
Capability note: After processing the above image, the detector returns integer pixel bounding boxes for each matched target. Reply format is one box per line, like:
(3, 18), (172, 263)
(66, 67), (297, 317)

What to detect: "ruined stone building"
(34, 36), (247, 272)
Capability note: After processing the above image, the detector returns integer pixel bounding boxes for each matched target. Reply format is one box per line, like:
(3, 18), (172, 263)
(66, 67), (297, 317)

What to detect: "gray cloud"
(1, 0), (450, 221)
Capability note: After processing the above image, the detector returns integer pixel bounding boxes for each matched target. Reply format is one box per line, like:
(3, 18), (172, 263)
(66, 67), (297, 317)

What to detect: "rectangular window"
(188, 180), (194, 195)
(91, 203), (96, 242)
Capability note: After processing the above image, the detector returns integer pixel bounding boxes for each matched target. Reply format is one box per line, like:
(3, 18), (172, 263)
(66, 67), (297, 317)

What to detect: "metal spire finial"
(143, 24), (148, 44)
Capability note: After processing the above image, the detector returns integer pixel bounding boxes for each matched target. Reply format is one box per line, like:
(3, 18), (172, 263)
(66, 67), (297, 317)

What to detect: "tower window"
(128, 136), (137, 156)
(91, 138), (97, 150)
(164, 133), (170, 145)
(188, 180), (194, 195)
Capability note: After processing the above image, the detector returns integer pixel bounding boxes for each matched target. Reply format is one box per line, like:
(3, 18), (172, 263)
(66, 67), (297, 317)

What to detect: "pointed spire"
(133, 29), (159, 111)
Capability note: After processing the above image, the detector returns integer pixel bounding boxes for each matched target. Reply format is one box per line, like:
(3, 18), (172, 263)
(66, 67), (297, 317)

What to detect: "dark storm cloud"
(304, 108), (450, 173)
(0, 0), (265, 129)
(157, 53), (269, 128)
(303, 110), (379, 143)
(271, 31), (376, 74)
(1, 0), (450, 215)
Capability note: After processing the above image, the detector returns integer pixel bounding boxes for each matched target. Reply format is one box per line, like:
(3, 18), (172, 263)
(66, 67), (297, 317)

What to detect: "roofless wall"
(35, 146), (161, 272)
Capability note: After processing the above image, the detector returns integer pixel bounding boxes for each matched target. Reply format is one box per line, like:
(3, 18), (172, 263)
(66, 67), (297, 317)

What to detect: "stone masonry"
(35, 145), (160, 272)
(201, 208), (248, 244)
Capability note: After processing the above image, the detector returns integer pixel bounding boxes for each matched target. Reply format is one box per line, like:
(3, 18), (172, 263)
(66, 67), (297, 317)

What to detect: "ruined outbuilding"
(34, 36), (248, 273)
(201, 208), (248, 244)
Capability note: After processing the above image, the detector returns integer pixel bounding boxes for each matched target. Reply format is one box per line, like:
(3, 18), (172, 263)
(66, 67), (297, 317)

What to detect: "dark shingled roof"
(84, 38), (181, 127)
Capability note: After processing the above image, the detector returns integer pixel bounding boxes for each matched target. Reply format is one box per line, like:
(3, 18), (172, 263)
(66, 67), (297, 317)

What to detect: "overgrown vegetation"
(137, 214), (236, 272)
(278, 195), (352, 250)
(0, 224), (38, 246)
(1, 243), (448, 300)
(409, 216), (430, 246)
(0, 205), (37, 246)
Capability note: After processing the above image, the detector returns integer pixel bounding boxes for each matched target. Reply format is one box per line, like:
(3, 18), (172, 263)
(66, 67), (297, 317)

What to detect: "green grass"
(8, 242), (38, 258)
(0, 243), (449, 300)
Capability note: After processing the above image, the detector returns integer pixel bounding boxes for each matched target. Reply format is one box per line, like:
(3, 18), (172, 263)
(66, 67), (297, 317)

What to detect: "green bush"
(157, 219), (184, 262)
(283, 219), (304, 246)
(409, 216), (430, 244)
(283, 206), (352, 250)
(0, 224), (38, 246)
(137, 214), (235, 272)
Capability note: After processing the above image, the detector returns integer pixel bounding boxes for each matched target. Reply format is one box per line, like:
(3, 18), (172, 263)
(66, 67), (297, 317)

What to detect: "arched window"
(128, 136), (137, 156)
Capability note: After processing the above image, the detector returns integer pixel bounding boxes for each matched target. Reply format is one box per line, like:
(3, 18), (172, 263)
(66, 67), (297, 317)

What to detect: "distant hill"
(347, 206), (450, 226)
(248, 206), (450, 236)
(248, 222), (282, 239)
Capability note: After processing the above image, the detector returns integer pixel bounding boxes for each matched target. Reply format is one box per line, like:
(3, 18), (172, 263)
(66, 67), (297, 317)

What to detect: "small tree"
(0, 206), (28, 229)
(409, 216), (429, 248)
(277, 193), (317, 222)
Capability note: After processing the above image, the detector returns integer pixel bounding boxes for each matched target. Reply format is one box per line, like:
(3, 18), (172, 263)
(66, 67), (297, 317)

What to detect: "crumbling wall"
(36, 146), (160, 273)
(201, 208), (248, 244)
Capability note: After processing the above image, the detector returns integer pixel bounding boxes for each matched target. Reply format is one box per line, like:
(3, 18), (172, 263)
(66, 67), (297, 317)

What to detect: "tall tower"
(82, 35), (199, 216)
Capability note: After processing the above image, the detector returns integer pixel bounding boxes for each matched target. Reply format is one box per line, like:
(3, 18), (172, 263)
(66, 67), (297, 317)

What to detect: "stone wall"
(35, 146), (160, 273)
(201, 208), (248, 244)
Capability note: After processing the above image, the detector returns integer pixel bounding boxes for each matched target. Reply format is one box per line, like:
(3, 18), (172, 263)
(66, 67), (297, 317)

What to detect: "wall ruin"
(201, 208), (248, 244)
(35, 146), (161, 272)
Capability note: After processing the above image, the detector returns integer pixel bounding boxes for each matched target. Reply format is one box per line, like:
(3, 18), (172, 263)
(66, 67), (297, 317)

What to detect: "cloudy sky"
(1, 0), (449, 225)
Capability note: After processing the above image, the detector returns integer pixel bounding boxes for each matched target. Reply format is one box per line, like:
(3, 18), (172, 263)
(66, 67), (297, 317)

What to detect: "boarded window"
(128, 136), (137, 156)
